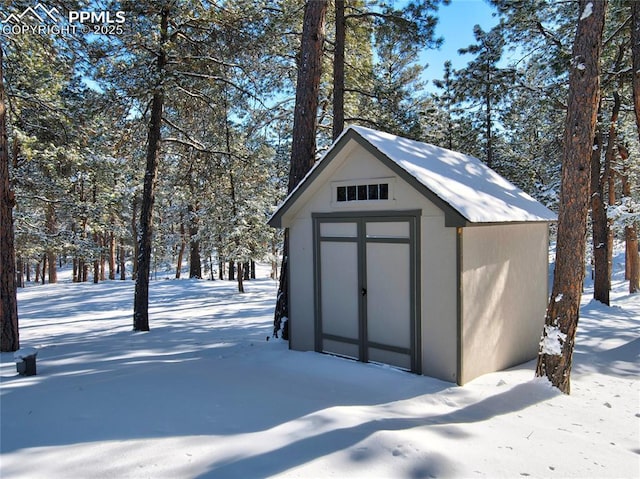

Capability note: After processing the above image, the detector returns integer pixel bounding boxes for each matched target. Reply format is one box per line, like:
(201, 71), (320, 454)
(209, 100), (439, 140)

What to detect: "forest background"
(1, 0), (638, 314)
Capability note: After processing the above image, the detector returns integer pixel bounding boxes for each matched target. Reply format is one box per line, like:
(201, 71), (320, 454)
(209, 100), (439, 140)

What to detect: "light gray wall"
(288, 217), (315, 351)
(460, 223), (549, 384)
(420, 218), (458, 382)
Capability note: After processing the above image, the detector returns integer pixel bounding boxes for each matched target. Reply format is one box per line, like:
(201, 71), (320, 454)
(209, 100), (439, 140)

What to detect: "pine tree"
(590, 1), (637, 304)
(455, 23), (515, 168)
(496, 63), (564, 200)
(632, 0), (640, 142)
(0, 47), (19, 352)
(274, 0), (329, 337)
(431, 61), (458, 150)
(367, 25), (430, 139)
(488, 0), (580, 202)
(333, 0), (346, 140)
(628, 2), (640, 293)
(4, 27), (82, 285)
(331, 0), (445, 140)
(133, 5), (169, 332)
(536, 0), (607, 394)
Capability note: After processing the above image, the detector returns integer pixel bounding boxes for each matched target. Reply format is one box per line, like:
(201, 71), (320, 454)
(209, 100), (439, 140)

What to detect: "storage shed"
(269, 126), (556, 385)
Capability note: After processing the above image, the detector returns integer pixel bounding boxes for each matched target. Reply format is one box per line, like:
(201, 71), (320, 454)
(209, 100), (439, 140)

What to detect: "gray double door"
(314, 212), (420, 373)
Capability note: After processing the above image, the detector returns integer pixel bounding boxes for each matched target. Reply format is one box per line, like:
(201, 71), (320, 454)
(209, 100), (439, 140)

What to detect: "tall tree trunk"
(627, 2), (640, 292)
(119, 238), (126, 280)
(591, 124), (609, 305)
(93, 231), (100, 284)
(93, 260), (100, 283)
(288, 0), (328, 188)
(133, 7), (169, 332)
(176, 219), (186, 279)
(619, 145), (639, 292)
(601, 90), (621, 303)
(590, 126), (608, 301)
(243, 261), (250, 280)
(332, 0), (345, 141)
(16, 257), (23, 288)
(188, 202), (201, 278)
(536, 0), (606, 394)
(274, 0), (328, 337)
(274, 232), (289, 338)
(99, 235), (105, 280)
(108, 230), (116, 280)
(131, 195), (139, 280)
(626, 225), (639, 293)
(271, 241), (278, 280)
(228, 260), (235, 281)
(237, 261), (244, 293)
(0, 46), (19, 352)
(45, 203), (57, 284)
(632, 1), (640, 142)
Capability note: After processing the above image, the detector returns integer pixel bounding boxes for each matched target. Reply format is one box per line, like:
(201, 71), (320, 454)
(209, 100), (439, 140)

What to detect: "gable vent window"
(337, 183), (389, 202)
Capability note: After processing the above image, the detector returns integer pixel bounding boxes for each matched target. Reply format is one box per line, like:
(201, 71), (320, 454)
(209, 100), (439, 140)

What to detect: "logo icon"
(1, 3), (60, 24)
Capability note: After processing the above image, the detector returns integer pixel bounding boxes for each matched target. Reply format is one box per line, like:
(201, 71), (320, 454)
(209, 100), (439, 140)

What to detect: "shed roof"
(269, 125), (557, 227)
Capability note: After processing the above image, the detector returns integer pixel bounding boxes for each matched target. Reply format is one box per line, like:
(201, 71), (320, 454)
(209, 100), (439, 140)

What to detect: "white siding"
(460, 223), (548, 383)
(420, 218), (458, 382)
(288, 217), (315, 351)
(290, 140), (443, 219)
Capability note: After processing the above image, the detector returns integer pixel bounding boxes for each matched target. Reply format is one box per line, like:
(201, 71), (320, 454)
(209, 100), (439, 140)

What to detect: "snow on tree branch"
(607, 197), (640, 228)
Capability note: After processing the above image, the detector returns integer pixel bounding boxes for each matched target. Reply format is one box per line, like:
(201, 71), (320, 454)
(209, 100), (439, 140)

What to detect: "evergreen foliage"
(1, 0), (637, 342)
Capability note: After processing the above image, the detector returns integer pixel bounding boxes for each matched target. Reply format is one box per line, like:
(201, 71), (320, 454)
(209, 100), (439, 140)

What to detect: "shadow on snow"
(2, 270), (633, 478)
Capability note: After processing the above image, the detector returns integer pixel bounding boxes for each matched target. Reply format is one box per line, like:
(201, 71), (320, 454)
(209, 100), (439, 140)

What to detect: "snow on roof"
(270, 125), (556, 227)
(350, 125), (556, 224)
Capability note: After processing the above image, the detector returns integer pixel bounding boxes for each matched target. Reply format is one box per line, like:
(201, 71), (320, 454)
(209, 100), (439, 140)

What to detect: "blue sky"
(421, 0), (499, 88)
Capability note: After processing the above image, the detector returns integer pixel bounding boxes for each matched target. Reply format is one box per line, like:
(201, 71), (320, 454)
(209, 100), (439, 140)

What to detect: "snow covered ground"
(1, 261), (638, 479)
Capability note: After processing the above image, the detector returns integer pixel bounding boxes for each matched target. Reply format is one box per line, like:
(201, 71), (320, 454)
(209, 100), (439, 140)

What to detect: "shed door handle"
(361, 287), (367, 296)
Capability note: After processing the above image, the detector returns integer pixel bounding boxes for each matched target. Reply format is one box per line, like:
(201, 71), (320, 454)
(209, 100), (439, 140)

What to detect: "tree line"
(1, 1), (639, 391)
